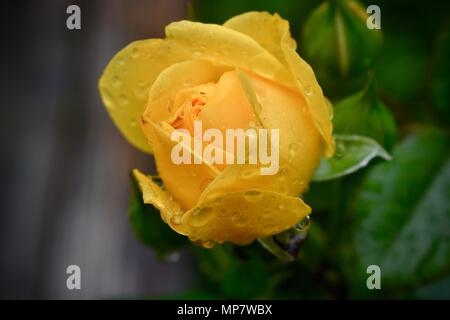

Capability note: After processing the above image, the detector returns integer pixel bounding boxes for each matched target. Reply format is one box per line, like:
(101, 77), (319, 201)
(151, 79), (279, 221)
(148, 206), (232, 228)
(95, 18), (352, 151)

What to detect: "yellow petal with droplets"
(197, 71), (257, 132)
(164, 20), (295, 89)
(99, 39), (189, 153)
(140, 119), (217, 210)
(132, 169), (186, 234)
(146, 60), (228, 123)
(183, 189), (311, 245)
(224, 11), (296, 67)
(223, 11), (335, 157)
(214, 70), (322, 198)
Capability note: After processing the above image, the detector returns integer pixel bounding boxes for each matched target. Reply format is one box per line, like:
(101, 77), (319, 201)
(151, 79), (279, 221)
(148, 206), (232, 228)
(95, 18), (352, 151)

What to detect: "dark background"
(1, 0), (195, 299)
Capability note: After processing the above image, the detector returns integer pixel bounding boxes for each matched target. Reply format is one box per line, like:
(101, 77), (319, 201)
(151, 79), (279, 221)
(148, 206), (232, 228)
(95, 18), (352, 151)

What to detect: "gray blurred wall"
(1, 0), (196, 299)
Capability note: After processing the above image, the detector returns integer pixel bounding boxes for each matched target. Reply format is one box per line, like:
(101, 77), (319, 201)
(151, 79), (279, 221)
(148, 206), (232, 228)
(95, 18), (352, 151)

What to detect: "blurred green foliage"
(333, 76), (397, 151)
(354, 129), (450, 294)
(130, 0), (450, 299)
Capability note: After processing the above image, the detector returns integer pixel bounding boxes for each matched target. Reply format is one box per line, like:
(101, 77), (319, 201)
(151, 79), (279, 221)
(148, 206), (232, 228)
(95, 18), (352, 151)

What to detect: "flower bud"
(302, 0), (382, 92)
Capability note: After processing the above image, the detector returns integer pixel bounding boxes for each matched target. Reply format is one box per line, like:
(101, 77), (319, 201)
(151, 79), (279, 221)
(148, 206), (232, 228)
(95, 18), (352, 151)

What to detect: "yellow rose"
(99, 12), (334, 247)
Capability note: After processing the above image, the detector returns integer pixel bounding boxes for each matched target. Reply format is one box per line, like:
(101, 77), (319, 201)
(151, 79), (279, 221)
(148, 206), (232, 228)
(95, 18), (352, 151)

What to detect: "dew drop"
(231, 211), (248, 227)
(170, 216), (182, 226)
(131, 47), (140, 58)
(202, 240), (215, 249)
(304, 85), (312, 96)
(288, 143), (300, 160)
(118, 94), (129, 106)
(243, 190), (261, 202)
(189, 207), (212, 227)
(183, 78), (192, 87)
(111, 76), (121, 87)
(242, 169), (258, 179)
(335, 141), (346, 159)
(294, 215), (311, 231)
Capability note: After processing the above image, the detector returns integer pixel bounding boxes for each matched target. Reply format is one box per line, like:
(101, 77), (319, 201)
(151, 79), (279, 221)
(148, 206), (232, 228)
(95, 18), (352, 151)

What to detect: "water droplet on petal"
(231, 211), (248, 227)
(243, 190), (261, 202)
(111, 76), (121, 87)
(304, 85), (312, 96)
(170, 216), (182, 226)
(131, 47), (140, 58)
(201, 240), (215, 248)
(118, 94), (129, 106)
(288, 143), (300, 160)
(189, 207), (212, 227)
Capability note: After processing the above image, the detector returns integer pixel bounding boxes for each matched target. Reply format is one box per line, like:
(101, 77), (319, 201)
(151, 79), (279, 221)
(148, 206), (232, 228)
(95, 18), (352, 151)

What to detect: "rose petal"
(99, 39), (189, 153)
(132, 169), (186, 234)
(164, 20), (295, 89)
(182, 189), (311, 245)
(140, 119), (218, 210)
(223, 12), (335, 156)
(146, 60), (227, 123)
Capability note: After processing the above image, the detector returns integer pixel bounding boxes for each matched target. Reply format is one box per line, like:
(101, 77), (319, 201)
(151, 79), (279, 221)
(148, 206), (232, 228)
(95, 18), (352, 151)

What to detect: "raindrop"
(304, 85), (312, 96)
(243, 190), (261, 202)
(231, 211), (248, 227)
(183, 78), (192, 87)
(111, 76), (121, 87)
(189, 207), (212, 227)
(288, 143), (300, 160)
(170, 216), (182, 226)
(202, 240), (215, 248)
(131, 47), (140, 58)
(242, 169), (257, 179)
(118, 94), (129, 106)
(294, 215), (311, 231)
(335, 141), (346, 159)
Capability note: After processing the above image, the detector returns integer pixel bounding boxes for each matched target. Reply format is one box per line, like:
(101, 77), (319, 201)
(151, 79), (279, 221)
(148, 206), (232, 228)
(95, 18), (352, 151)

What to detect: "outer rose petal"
(182, 189), (311, 245)
(164, 20), (296, 90)
(99, 39), (189, 153)
(224, 12), (335, 157)
(197, 71), (257, 132)
(132, 169), (187, 235)
(228, 71), (323, 197)
(145, 59), (225, 123)
(141, 118), (220, 210)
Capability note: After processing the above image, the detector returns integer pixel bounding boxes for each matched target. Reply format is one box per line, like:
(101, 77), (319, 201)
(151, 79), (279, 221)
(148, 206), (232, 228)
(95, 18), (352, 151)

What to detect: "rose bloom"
(99, 12), (334, 247)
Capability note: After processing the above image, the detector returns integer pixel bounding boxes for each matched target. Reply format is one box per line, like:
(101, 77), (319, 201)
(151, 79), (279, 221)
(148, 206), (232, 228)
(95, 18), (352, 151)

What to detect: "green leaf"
(333, 76), (398, 151)
(431, 22), (450, 121)
(312, 134), (391, 182)
(129, 174), (188, 258)
(355, 129), (450, 289)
